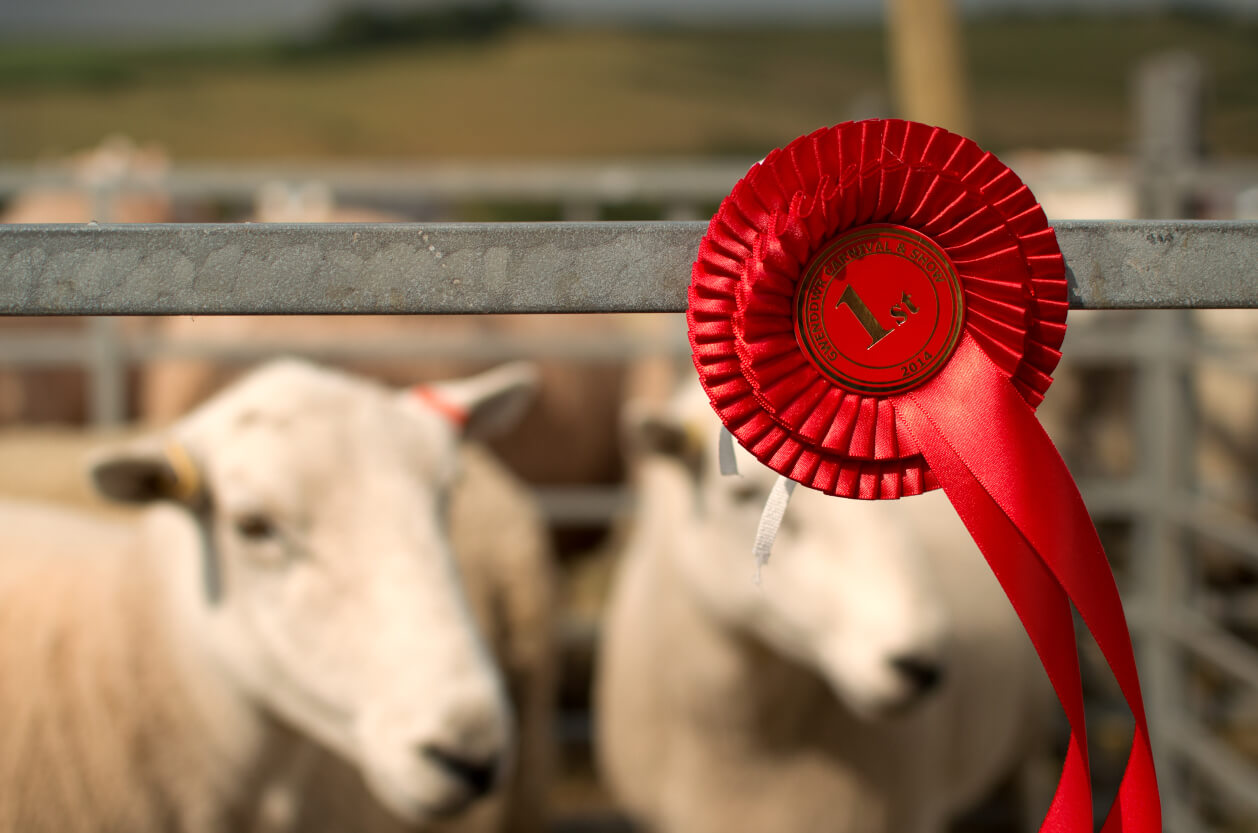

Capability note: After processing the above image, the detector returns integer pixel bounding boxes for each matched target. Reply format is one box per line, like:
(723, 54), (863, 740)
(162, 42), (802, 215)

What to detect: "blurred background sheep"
(596, 379), (1057, 833)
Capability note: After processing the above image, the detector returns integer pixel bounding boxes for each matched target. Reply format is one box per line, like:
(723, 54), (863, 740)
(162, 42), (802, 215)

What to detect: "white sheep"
(0, 359), (555, 833)
(595, 380), (1056, 833)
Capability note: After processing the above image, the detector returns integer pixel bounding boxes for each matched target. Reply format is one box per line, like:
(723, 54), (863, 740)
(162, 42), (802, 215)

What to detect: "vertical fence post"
(1131, 49), (1205, 830)
(885, 0), (972, 135)
(86, 183), (127, 427)
(1134, 51), (1204, 220)
(86, 318), (127, 426)
(1133, 310), (1194, 830)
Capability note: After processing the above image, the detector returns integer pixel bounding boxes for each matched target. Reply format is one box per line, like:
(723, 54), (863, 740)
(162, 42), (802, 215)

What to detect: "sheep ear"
(90, 439), (204, 506)
(413, 362), (539, 441)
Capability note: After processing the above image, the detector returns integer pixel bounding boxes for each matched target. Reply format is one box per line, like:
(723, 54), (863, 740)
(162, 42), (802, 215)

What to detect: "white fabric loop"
(718, 427), (739, 477)
(752, 476), (796, 584)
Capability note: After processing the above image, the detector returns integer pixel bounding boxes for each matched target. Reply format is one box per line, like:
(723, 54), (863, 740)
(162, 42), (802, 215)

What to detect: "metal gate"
(3, 217), (1258, 832)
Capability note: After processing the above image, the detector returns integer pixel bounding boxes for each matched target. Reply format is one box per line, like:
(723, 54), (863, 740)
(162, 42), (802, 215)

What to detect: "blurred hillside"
(1, 12), (1256, 161)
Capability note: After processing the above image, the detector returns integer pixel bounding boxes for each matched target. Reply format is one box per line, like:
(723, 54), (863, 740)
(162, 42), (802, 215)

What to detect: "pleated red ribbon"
(687, 119), (1160, 832)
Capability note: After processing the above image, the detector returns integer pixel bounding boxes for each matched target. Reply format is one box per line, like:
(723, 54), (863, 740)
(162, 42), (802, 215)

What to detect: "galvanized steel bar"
(1132, 311), (1193, 818)
(1173, 494), (1258, 569)
(0, 328), (687, 366)
(0, 222), (697, 315)
(1162, 608), (1258, 692)
(1165, 716), (1258, 817)
(87, 317), (126, 426)
(0, 160), (757, 205)
(2, 158), (1255, 208)
(1, 220), (1256, 315)
(1057, 221), (1258, 309)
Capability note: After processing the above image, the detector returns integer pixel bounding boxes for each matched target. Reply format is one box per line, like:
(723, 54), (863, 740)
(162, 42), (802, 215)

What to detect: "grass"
(0, 13), (1255, 162)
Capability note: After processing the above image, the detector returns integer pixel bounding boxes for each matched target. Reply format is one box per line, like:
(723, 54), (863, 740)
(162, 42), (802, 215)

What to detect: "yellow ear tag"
(163, 441), (203, 503)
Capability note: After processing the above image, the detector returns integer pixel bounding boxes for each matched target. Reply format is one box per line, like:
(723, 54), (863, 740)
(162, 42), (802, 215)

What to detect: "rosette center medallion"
(793, 223), (964, 396)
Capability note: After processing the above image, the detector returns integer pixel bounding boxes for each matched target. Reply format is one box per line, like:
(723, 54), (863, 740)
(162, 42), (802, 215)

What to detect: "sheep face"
(633, 386), (952, 721)
(93, 360), (538, 825)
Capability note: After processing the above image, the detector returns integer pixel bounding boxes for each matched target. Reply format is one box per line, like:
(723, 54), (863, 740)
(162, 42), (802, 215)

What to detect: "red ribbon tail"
(897, 334), (1161, 833)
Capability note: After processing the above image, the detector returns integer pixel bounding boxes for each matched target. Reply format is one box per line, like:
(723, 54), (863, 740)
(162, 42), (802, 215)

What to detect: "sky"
(0, 0), (1252, 40)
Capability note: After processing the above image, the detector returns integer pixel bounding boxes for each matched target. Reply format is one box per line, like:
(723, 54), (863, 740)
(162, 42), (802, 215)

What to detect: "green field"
(1, 13), (1256, 162)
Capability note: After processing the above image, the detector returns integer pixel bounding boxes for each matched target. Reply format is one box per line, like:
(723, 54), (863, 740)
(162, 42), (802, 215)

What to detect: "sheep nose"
(890, 654), (944, 695)
(419, 744), (500, 798)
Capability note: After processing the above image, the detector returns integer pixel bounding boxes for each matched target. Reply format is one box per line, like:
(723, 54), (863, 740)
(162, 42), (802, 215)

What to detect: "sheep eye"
(235, 513), (278, 541)
(727, 480), (764, 503)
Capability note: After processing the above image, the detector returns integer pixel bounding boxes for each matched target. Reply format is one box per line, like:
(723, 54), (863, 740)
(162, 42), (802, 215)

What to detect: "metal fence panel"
(4, 215), (1258, 831)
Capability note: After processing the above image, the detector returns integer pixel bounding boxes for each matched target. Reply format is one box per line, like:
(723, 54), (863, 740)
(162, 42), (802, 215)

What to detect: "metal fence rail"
(1, 154), (1254, 219)
(2, 220), (1257, 314)
(0, 160), (756, 211)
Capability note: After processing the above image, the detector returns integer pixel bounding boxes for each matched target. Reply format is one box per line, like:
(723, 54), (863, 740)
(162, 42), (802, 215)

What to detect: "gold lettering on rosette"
(835, 284), (895, 349)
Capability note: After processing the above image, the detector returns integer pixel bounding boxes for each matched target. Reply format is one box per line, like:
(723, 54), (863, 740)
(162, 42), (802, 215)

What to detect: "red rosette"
(688, 119), (1160, 833)
(688, 119), (1067, 498)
